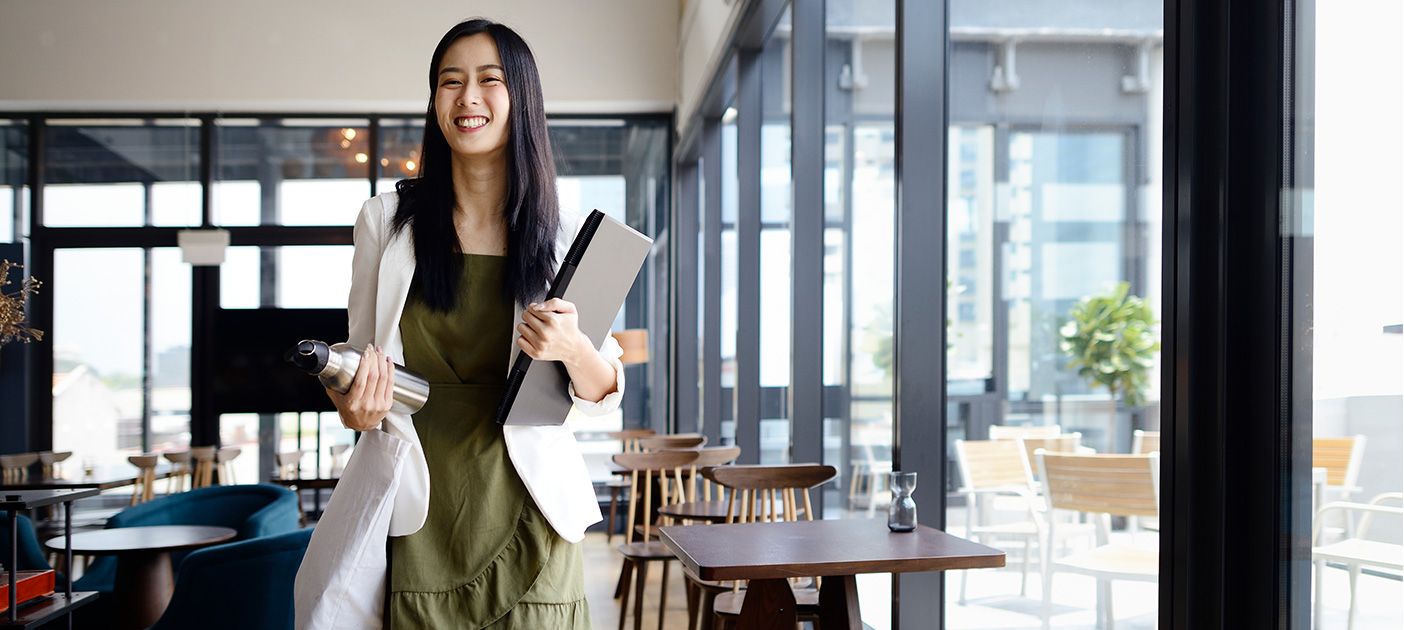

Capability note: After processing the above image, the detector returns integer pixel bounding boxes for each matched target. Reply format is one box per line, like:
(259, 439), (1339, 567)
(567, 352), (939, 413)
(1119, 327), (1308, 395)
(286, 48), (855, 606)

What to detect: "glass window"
(379, 118), (423, 194)
(823, 0), (899, 624)
(219, 245), (354, 309)
(720, 119), (739, 444)
(52, 248), (143, 461)
(1297, 1), (1403, 625)
(44, 119), (201, 227)
(213, 118), (370, 226)
(759, 6), (794, 465)
(1, 119), (26, 242)
(944, 2), (1164, 628)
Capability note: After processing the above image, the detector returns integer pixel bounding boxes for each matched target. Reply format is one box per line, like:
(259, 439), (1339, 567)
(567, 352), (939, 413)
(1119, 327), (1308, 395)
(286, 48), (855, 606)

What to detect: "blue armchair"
(0, 514), (66, 586)
(72, 484), (299, 594)
(146, 528), (313, 630)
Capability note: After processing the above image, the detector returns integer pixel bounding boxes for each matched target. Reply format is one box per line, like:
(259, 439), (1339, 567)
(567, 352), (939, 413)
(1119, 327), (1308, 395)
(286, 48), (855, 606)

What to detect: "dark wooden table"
(0, 467), (174, 492)
(45, 525), (236, 630)
(660, 518), (1005, 629)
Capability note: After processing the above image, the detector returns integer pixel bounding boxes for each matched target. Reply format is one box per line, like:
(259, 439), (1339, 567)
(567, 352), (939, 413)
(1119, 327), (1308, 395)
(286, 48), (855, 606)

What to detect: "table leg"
(113, 551), (175, 630)
(818, 574), (861, 630)
(737, 578), (797, 630)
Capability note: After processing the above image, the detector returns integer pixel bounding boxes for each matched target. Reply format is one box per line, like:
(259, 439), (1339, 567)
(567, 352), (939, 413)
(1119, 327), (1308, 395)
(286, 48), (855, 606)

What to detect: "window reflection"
(213, 119), (370, 226)
(43, 120), (202, 227)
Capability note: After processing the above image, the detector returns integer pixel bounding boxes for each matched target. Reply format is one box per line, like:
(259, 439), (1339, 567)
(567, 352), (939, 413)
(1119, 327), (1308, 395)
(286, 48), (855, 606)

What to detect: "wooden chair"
(162, 450), (193, 495)
(37, 451), (72, 480)
(604, 430), (659, 543)
(1131, 429), (1161, 454)
(190, 446), (216, 488)
(276, 451), (304, 480)
(989, 424), (1062, 440)
(0, 452), (38, 483)
(1037, 451), (1160, 630)
(1312, 492), (1404, 630)
(612, 449), (700, 630)
(1017, 433), (1087, 477)
(704, 464), (838, 629)
(609, 429), (658, 454)
(638, 433), (706, 452)
(128, 455), (160, 505)
(216, 447), (242, 485)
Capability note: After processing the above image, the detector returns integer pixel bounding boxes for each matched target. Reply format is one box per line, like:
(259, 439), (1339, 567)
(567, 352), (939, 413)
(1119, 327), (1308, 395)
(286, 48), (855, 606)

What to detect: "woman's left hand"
(517, 298), (593, 368)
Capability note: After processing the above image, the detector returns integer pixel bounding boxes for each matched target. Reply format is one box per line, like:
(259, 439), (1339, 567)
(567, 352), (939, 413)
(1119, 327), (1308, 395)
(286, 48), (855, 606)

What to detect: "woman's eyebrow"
(437, 64), (504, 76)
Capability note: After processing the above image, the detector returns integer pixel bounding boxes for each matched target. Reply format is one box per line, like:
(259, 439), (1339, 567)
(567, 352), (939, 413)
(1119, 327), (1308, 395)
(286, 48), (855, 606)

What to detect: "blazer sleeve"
(566, 333), (625, 416)
(346, 197), (384, 349)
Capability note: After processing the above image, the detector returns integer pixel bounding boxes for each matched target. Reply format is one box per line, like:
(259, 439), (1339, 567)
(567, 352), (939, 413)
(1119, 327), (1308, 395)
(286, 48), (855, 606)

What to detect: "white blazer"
(295, 192), (620, 629)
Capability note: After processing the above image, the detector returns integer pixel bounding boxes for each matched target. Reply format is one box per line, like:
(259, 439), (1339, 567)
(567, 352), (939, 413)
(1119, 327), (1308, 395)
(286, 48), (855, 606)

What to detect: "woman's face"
(434, 33), (510, 161)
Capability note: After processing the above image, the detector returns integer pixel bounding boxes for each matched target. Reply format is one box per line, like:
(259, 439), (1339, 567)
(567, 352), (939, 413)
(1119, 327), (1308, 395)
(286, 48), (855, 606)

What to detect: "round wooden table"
(46, 525), (237, 630)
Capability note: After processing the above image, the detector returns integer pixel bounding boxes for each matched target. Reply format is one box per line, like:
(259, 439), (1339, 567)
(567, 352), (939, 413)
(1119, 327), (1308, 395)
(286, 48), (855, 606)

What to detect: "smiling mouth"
(454, 116), (488, 130)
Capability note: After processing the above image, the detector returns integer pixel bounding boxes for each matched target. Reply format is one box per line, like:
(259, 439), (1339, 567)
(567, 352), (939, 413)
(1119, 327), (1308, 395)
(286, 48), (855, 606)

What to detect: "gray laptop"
(494, 210), (652, 426)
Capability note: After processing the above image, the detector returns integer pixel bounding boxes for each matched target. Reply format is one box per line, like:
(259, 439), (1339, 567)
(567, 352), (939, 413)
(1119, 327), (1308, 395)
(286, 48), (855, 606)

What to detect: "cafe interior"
(0, 1), (1400, 629)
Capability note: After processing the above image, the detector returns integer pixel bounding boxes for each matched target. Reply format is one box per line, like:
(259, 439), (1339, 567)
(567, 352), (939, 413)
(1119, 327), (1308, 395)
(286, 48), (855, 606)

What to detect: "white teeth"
(456, 116), (488, 129)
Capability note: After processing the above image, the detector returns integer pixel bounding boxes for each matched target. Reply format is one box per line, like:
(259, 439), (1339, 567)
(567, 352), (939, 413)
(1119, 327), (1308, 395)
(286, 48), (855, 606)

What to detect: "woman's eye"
(482, 77), (502, 84)
(441, 79), (462, 87)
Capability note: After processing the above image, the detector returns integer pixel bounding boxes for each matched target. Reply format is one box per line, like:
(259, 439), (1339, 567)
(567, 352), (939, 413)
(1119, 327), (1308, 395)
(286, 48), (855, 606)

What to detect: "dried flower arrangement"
(1, 259), (43, 346)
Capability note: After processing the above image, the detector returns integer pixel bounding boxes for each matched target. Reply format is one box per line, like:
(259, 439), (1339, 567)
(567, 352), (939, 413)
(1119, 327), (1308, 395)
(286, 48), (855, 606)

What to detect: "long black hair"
(392, 18), (560, 311)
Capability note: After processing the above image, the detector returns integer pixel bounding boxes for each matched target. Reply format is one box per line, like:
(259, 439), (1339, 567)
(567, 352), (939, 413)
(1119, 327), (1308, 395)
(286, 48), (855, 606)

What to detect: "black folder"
(494, 210), (652, 426)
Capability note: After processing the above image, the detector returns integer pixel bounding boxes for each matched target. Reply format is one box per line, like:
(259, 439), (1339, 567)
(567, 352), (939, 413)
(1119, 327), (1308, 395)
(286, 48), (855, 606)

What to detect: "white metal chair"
(1037, 451), (1160, 630)
(1312, 492), (1403, 630)
(956, 439), (1036, 602)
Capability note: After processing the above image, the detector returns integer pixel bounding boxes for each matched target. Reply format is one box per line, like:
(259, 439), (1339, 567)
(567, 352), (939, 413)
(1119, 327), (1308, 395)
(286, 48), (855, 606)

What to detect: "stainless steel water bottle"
(285, 339), (430, 414)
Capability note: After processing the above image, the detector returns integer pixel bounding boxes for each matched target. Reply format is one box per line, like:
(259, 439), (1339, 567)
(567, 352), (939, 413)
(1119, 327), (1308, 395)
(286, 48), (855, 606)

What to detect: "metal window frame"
(892, 0), (950, 626)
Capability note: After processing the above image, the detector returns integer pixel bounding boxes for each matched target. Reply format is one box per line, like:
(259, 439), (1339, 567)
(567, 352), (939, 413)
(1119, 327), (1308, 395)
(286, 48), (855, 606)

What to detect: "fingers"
(376, 351), (395, 408)
(530, 298), (576, 314)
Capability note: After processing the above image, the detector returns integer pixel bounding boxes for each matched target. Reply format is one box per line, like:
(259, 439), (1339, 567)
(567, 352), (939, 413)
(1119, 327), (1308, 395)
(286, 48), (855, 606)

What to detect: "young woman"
(297, 18), (621, 629)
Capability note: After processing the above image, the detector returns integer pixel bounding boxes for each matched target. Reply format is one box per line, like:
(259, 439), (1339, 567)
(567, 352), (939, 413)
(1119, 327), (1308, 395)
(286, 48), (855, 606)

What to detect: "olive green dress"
(387, 254), (591, 629)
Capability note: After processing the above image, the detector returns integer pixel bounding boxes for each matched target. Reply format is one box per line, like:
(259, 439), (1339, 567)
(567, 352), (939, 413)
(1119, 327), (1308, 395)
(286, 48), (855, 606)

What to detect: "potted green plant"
(1059, 281), (1159, 426)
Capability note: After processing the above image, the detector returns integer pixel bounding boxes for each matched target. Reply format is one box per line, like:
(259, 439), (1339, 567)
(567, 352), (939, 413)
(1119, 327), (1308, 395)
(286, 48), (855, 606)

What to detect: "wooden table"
(660, 518), (1004, 629)
(45, 525), (236, 630)
(0, 467), (174, 492)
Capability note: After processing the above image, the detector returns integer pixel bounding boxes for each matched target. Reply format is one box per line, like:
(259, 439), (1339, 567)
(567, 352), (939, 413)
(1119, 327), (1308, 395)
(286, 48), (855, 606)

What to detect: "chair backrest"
(638, 433), (706, 451)
(705, 464), (838, 524)
(1131, 430), (1161, 454)
(953, 439), (1033, 491)
(149, 528), (314, 630)
(612, 450), (702, 543)
(989, 424), (1062, 440)
(1018, 433), (1084, 472)
(1313, 435), (1366, 488)
(190, 446), (217, 488)
(1037, 452), (1160, 518)
(607, 429), (658, 453)
(0, 452), (38, 483)
(37, 451), (72, 480)
(667, 445), (741, 501)
(277, 451), (304, 479)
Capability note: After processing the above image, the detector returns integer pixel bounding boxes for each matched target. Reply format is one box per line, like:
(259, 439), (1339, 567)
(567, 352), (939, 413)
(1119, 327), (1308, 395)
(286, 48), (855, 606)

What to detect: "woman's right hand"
(325, 345), (395, 432)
